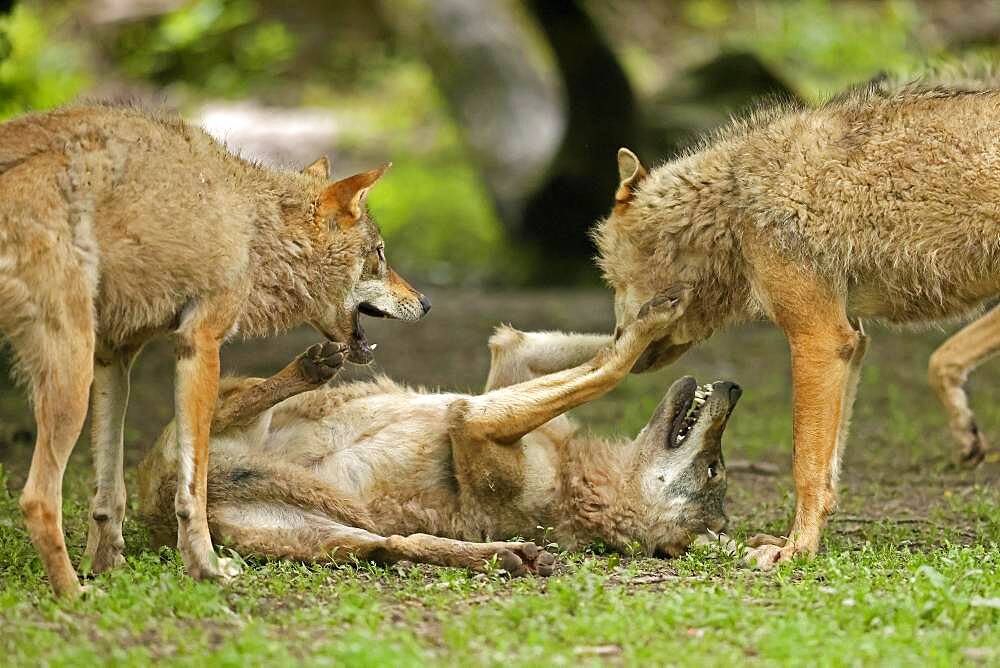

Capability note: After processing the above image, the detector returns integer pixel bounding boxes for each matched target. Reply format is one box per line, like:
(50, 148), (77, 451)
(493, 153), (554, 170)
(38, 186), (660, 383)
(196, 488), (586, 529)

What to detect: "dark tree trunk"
(378, 0), (564, 232)
(519, 0), (639, 282)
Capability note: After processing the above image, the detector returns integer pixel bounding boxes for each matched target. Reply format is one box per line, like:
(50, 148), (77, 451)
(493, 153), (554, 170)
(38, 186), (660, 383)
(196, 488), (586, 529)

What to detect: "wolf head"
(302, 157), (431, 364)
(593, 148), (747, 373)
(561, 370), (739, 558)
(630, 375), (739, 556)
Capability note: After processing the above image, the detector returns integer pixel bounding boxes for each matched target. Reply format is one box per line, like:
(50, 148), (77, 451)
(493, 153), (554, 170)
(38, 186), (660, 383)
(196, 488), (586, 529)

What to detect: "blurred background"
(2, 0), (1000, 480)
(2, 0), (998, 285)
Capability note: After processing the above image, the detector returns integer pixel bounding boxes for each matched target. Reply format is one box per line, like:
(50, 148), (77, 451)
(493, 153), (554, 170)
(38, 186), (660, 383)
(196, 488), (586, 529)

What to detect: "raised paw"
(633, 285), (693, 335)
(298, 341), (348, 384)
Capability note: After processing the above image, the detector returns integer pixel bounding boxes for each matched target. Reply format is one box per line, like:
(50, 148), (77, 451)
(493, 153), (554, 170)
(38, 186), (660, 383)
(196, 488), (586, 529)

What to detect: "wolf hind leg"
(929, 303), (1000, 466)
(484, 327), (612, 391)
(209, 504), (555, 576)
(13, 293), (95, 597)
(84, 342), (143, 575)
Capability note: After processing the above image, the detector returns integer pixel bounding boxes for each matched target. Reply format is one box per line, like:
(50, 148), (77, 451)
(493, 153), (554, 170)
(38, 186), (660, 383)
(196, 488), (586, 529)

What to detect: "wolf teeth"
(677, 384), (715, 444)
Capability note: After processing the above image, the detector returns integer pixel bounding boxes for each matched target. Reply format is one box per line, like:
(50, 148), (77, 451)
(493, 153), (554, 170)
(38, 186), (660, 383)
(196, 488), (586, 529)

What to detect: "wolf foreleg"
(211, 341), (347, 434)
(173, 308), (241, 581)
(456, 289), (691, 445)
(747, 308), (862, 569)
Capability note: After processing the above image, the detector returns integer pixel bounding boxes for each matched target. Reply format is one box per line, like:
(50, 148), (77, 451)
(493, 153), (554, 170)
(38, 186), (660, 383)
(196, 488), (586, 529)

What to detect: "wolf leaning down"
(0, 103), (429, 597)
(595, 79), (1000, 567)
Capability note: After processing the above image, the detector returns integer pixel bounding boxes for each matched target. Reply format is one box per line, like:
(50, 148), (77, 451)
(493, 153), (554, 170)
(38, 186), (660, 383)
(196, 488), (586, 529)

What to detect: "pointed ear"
(615, 147), (648, 203)
(318, 163), (391, 229)
(303, 156), (331, 179)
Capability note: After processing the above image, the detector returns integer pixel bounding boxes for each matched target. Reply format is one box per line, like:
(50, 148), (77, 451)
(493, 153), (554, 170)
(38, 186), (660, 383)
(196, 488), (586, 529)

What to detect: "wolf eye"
(707, 462), (719, 479)
(376, 245), (385, 263)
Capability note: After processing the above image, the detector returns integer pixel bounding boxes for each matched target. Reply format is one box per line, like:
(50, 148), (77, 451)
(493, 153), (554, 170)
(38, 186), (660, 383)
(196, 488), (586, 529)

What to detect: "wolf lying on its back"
(139, 289), (740, 572)
(0, 105), (428, 596)
(590, 79), (1000, 568)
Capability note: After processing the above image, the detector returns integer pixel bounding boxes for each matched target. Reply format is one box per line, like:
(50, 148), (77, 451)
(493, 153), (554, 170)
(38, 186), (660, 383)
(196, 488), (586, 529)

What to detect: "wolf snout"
(419, 294), (431, 315)
(714, 381), (742, 404)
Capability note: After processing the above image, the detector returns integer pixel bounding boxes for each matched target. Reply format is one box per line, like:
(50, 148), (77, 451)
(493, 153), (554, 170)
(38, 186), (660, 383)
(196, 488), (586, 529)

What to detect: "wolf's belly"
(270, 394), (458, 498)
(847, 276), (998, 324)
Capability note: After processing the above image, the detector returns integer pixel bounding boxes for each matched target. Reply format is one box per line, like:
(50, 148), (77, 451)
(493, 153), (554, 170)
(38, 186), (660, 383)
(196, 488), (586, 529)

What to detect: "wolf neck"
(539, 436), (645, 551)
(238, 174), (332, 338)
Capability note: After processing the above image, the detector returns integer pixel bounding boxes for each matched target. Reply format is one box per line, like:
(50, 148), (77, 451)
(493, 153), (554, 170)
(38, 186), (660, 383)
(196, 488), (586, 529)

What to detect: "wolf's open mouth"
(348, 307), (378, 364)
(669, 382), (713, 446)
(358, 302), (390, 318)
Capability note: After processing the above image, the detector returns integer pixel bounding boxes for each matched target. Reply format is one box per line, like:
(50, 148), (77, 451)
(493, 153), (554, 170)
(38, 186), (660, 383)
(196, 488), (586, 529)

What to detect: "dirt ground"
(1, 287), (998, 544)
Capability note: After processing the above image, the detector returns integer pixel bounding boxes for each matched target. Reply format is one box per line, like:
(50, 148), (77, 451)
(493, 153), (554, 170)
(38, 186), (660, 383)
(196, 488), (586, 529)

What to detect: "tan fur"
(139, 291), (738, 575)
(0, 104), (429, 596)
(592, 79), (1000, 568)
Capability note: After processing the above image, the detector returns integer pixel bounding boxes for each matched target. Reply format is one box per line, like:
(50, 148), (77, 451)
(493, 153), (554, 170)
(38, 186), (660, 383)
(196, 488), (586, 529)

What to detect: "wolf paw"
(744, 542), (784, 571)
(181, 542), (244, 581)
(493, 542), (556, 577)
(83, 528), (127, 575)
(216, 556), (244, 579)
(743, 534), (809, 571)
(78, 584), (107, 600)
(298, 341), (348, 384)
(954, 422), (987, 468)
(188, 554), (243, 581)
(634, 285), (692, 334)
(83, 546), (126, 575)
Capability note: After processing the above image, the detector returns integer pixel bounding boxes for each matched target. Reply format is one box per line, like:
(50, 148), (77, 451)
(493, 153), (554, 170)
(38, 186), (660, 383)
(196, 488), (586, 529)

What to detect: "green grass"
(2, 480), (997, 666)
(2, 299), (1000, 666)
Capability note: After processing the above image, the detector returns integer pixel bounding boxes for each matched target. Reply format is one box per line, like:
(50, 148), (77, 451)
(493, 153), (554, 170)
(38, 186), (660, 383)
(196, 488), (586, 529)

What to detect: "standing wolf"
(0, 104), (429, 597)
(589, 80), (1000, 568)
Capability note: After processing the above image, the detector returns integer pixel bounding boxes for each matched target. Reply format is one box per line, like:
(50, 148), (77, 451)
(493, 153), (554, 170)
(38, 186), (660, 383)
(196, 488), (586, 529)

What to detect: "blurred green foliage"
(723, 0), (929, 100)
(109, 0), (297, 98)
(678, 0), (998, 102)
(0, 5), (89, 120)
(0, 0), (993, 285)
